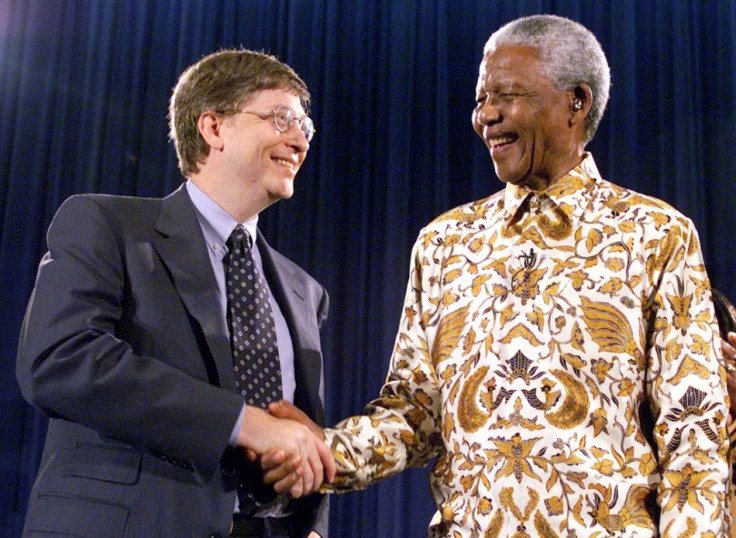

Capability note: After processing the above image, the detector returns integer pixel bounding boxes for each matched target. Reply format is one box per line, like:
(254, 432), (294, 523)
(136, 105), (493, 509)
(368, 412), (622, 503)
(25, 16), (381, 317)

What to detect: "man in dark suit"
(16, 49), (335, 538)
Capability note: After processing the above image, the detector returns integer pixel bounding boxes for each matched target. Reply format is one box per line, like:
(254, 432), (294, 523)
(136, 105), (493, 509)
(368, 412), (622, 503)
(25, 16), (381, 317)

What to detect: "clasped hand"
(238, 402), (335, 498)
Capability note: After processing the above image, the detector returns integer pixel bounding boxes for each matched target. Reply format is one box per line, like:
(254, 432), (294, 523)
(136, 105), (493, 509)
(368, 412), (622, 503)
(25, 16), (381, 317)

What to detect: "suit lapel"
(152, 185), (236, 392)
(257, 232), (323, 419)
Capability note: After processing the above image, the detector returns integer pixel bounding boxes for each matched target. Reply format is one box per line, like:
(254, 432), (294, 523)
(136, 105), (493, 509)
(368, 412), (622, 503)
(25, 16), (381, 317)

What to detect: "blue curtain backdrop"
(1, 1), (735, 536)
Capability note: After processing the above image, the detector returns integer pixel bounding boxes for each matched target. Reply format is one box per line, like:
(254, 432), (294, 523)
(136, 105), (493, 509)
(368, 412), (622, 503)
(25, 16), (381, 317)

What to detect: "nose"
(475, 101), (502, 126)
(285, 124), (310, 153)
(473, 101), (501, 138)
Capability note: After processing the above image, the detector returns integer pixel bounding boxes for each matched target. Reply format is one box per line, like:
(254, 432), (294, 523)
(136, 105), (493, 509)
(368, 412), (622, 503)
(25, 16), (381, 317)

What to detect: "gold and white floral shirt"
(324, 154), (730, 537)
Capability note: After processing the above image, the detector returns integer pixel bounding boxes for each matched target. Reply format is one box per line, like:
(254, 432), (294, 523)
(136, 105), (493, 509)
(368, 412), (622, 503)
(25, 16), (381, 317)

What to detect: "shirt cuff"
(229, 402), (246, 446)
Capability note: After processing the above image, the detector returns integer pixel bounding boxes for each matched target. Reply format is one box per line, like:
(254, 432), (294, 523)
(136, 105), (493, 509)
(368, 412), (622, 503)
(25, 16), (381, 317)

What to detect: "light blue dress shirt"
(185, 181), (296, 445)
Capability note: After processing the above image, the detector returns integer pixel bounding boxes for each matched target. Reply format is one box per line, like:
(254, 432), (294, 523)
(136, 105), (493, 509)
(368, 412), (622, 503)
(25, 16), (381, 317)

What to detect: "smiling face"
(219, 87), (309, 207)
(473, 44), (582, 191)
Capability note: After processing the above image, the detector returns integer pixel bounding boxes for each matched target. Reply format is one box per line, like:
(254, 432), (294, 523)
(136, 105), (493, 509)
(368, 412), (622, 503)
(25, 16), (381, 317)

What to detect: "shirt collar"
(502, 152), (601, 222)
(186, 180), (259, 259)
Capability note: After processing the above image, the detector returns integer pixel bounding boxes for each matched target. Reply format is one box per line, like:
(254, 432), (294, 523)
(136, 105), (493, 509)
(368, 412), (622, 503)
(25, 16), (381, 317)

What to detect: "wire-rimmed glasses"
(243, 105), (315, 142)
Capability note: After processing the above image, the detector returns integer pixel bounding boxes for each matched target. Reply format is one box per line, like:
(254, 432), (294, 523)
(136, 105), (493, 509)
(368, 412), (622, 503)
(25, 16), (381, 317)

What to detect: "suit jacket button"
(208, 533), (222, 538)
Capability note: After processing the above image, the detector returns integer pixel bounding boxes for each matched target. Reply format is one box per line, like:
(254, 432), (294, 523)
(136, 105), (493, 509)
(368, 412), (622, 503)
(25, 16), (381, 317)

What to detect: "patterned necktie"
(225, 226), (282, 407)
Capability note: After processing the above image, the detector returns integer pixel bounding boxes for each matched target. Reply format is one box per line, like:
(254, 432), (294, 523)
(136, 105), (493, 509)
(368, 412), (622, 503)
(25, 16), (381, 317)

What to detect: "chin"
(492, 168), (513, 185)
(271, 187), (294, 201)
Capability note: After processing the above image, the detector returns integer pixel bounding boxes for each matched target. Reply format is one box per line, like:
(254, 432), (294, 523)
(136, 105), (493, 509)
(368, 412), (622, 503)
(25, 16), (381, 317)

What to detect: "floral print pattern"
(324, 154), (730, 537)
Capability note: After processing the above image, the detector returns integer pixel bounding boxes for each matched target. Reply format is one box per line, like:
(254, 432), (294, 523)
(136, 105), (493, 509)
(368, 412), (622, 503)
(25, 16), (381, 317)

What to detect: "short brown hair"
(169, 49), (310, 176)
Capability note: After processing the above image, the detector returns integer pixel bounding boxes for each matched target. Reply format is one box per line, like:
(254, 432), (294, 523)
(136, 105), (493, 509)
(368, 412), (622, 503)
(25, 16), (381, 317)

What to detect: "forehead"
(476, 44), (550, 92)
(243, 87), (305, 113)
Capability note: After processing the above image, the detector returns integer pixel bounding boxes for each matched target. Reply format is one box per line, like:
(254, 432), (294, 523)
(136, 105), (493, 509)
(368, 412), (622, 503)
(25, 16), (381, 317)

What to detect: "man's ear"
(569, 83), (593, 121)
(198, 111), (225, 151)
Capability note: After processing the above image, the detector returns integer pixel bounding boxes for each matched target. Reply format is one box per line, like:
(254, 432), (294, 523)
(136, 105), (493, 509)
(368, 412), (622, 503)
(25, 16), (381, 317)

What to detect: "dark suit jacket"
(16, 185), (330, 538)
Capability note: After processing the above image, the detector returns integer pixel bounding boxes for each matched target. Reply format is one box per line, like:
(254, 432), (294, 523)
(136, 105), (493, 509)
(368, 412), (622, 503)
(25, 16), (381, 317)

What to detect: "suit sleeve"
(311, 283), (331, 537)
(16, 195), (244, 479)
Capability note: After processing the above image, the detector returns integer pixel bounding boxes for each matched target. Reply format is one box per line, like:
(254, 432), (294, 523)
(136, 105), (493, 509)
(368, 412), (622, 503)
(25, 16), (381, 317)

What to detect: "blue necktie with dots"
(225, 226), (282, 408)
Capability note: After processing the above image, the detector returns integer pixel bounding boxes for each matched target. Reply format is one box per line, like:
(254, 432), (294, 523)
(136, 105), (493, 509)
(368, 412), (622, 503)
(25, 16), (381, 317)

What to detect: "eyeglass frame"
(214, 105), (315, 142)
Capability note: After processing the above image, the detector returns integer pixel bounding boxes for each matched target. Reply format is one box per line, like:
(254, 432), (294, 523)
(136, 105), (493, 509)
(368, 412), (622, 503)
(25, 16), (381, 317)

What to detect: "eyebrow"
(476, 80), (527, 94)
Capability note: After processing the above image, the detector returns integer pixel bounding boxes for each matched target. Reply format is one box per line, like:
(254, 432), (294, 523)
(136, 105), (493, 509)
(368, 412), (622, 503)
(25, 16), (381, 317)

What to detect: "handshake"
(237, 400), (336, 498)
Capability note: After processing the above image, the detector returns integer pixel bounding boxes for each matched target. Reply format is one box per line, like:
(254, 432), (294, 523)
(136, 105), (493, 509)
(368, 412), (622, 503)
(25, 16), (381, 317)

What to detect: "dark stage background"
(1, 1), (735, 536)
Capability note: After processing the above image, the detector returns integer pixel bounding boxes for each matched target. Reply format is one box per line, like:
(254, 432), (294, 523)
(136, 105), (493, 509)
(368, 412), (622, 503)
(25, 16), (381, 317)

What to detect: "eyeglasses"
(242, 105), (315, 142)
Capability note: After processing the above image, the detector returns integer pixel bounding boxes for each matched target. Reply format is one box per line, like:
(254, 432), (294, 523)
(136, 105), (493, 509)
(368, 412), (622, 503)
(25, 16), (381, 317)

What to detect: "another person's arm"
(721, 333), (736, 442)
(263, 234), (446, 494)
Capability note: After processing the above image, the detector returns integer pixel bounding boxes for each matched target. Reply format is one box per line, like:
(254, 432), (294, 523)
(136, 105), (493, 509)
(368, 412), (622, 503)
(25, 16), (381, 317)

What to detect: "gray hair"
(485, 15), (610, 144)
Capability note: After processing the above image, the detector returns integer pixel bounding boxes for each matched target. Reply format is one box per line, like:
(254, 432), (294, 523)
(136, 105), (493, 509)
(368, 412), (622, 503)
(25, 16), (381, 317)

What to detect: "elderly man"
(267, 14), (730, 537)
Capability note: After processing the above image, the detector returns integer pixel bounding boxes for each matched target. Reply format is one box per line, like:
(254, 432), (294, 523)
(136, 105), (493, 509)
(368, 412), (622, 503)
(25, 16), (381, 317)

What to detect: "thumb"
(269, 400), (324, 440)
(268, 399), (306, 420)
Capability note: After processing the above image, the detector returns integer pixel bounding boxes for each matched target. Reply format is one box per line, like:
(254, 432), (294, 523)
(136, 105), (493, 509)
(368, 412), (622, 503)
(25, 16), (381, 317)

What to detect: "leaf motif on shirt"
(585, 229), (602, 252)
(601, 225), (616, 236)
(441, 255), (464, 270)
(441, 291), (459, 306)
(687, 230), (701, 257)
(619, 220), (636, 233)
(522, 227), (549, 250)
(500, 304), (519, 328)
(442, 410), (455, 440)
(421, 230), (438, 248)
(600, 278), (623, 297)
(569, 270), (587, 291)
(485, 509), (504, 538)
(654, 227), (682, 274)
(690, 334), (711, 357)
(512, 267), (547, 303)
(493, 284), (509, 298)
(651, 211), (671, 226)
(605, 258), (625, 272)
(444, 268), (463, 284)
(457, 365), (491, 433)
(527, 306), (544, 331)
(471, 274), (492, 297)
(551, 258), (578, 277)
(628, 194), (669, 211)
(484, 332), (495, 355)
(572, 498), (594, 530)
(468, 237), (485, 253)
(462, 328), (476, 354)
(436, 203), (488, 224)
(662, 339), (683, 363)
(545, 369), (590, 430)
(442, 234), (462, 247)
(571, 321), (585, 352)
(693, 310), (711, 330)
(668, 244), (686, 274)
(431, 305), (469, 366)
(560, 352), (585, 370)
(500, 323), (542, 346)
(666, 290), (693, 335)
(542, 282), (560, 305)
(579, 297), (638, 357)
(485, 256), (510, 278)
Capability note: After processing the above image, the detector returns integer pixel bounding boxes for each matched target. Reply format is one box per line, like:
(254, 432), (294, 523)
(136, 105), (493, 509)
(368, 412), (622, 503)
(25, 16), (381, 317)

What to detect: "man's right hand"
(255, 400), (334, 497)
(236, 404), (334, 498)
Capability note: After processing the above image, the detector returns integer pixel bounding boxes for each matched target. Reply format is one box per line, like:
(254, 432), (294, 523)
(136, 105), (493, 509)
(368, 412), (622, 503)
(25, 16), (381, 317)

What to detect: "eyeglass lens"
(273, 106), (314, 142)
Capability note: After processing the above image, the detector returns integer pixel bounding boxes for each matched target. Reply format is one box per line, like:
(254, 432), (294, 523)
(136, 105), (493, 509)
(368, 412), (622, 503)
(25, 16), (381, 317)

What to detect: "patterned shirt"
(324, 154), (730, 537)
